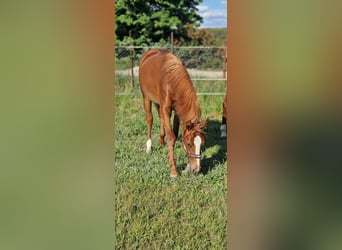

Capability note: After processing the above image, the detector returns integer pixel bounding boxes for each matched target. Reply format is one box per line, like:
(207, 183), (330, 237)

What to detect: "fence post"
(223, 43), (227, 79)
(129, 30), (134, 87)
(171, 31), (174, 54)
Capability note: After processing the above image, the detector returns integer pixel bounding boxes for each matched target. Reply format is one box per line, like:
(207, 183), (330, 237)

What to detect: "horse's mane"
(162, 53), (201, 125)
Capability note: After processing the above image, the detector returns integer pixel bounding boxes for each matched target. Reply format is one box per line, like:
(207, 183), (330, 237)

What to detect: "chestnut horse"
(139, 49), (207, 177)
(220, 94), (228, 138)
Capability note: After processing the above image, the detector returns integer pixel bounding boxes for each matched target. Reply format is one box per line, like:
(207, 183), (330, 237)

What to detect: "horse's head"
(182, 120), (207, 175)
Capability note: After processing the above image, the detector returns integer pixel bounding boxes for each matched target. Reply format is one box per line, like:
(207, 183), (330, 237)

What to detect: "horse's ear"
(199, 119), (208, 129)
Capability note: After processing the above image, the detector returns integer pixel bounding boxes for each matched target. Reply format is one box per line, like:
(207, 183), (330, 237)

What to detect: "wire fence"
(115, 45), (227, 95)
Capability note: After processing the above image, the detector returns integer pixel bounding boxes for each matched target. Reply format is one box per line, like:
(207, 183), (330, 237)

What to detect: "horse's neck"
(174, 91), (199, 127)
(167, 68), (200, 126)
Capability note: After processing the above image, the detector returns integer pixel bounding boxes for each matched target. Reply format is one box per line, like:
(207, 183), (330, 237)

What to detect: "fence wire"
(115, 46), (227, 95)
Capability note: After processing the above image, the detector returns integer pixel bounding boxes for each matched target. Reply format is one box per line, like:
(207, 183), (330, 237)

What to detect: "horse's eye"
(187, 143), (192, 147)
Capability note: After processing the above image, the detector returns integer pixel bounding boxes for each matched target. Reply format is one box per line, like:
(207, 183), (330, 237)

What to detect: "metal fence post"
(129, 30), (134, 87)
(171, 31), (174, 54)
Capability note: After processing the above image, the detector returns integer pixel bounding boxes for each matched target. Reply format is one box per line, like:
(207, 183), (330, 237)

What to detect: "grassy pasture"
(114, 79), (227, 249)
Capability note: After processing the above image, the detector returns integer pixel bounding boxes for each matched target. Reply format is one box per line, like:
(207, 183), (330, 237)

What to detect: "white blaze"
(194, 135), (201, 167)
(146, 139), (152, 153)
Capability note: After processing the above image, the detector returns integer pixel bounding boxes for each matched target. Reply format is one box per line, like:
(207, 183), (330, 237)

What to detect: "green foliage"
(115, 0), (204, 46)
(114, 94), (227, 249)
(203, 28), (227, 46)
(176, 47), (224, 70)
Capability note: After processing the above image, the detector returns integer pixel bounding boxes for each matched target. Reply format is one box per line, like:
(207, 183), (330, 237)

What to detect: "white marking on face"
(194, 135), (201, 167)
(146, 139), (152, 153)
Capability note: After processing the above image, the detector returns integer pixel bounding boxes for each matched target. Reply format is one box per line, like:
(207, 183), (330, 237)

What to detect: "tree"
(115, 0), (204, 46)
(183, 23), (215, 46)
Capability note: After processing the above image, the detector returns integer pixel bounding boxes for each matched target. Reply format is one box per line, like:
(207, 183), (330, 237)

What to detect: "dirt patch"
(116, 66), (225, 79)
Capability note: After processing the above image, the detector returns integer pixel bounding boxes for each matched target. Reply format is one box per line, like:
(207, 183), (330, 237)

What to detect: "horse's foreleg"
(155, 103), (165, 146)
(143, 98), (153, 153)
(161, 106), (178, 177)
(221, 96), (227, 138)
(159, 120), (165, 146)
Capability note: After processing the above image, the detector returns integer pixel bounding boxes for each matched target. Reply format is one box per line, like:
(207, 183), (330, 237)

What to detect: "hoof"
(170, 172), (179, 178)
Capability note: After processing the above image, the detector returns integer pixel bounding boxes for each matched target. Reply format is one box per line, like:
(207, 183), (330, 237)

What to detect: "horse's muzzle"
(191, 167), (200, 175)
(186, 161), (200, 176)
(186, 153), (201, 175)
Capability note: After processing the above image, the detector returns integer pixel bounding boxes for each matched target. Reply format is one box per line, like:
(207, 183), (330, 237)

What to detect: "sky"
(197, 0), (227, 28)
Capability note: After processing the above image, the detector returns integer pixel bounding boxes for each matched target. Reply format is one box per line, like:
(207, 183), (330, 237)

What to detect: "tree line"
(115, 0), (226, 46)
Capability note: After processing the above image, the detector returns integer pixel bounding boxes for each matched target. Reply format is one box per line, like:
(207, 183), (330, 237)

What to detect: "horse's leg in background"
(172, 112), (180, 139)
(220, 116), (227, 138)
(143, 97), (153, 153)
(155, 103), (165, 146)
(220, 98), (227, 138)
(160, 104), (178, 177)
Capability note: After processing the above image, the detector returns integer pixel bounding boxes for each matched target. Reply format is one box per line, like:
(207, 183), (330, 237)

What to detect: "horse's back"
(139, 49), (174, 76)
(139, 50), (172, 103)
(139, 49), (190, 106)
(139, 49), (168, 68)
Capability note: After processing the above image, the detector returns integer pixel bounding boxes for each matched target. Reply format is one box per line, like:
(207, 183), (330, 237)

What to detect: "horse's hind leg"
(143, 97), (153, 153)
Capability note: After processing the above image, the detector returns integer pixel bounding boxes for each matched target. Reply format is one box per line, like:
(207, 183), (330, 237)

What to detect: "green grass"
(115, 90), (227, 249)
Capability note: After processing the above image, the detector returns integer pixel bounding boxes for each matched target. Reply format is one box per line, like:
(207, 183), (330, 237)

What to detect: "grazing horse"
(220, 94), (228, 138)
(139, 49), (207, 177)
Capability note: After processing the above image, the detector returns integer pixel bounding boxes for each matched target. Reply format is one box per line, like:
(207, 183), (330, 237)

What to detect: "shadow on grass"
(167, 117), (227, 176)
(200, 119), (227, 175)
